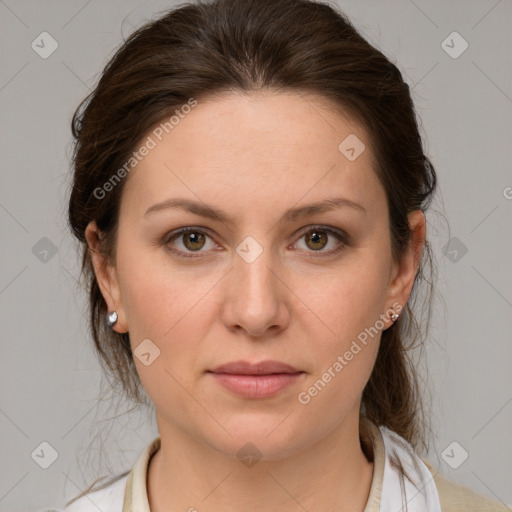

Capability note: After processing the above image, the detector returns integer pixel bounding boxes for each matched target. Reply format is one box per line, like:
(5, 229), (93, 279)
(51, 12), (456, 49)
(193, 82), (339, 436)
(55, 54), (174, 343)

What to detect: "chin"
(200, 412), (309, 462)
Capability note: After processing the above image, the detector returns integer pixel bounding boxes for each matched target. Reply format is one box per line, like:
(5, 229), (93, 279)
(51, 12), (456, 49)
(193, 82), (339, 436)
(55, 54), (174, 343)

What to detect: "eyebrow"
(143, 196), (366, 223)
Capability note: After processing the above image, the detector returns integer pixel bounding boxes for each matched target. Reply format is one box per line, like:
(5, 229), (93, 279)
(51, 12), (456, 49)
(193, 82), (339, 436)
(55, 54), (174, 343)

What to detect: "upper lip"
(209, 360), (302, 375)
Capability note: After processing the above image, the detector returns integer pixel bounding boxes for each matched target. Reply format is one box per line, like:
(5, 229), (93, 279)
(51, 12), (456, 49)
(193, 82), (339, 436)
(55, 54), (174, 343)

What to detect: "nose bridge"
(235, 235), (278, 301)
(224, 234), (287, 335)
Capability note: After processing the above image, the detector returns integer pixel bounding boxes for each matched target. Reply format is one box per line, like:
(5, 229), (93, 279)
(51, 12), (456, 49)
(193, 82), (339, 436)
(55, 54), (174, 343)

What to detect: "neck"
(147, 410), (374, 512)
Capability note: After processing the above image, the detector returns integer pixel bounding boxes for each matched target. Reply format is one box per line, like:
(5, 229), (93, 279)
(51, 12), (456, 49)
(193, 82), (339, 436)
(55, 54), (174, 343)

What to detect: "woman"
(47, 0), (508, 510)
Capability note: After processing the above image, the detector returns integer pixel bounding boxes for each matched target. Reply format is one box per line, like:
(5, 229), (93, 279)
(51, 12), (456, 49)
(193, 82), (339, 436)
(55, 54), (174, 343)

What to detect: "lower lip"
(208, 372), (305, 398)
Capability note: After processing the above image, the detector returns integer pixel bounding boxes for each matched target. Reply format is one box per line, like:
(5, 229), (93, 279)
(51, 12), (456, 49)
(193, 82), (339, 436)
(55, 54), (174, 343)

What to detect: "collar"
(121, 416), (440, 512)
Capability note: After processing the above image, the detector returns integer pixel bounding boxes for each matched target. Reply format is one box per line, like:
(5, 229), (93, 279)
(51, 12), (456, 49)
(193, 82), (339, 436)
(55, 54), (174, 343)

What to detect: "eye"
(164, 227), (217, 258)
(292, 225), (348, 257)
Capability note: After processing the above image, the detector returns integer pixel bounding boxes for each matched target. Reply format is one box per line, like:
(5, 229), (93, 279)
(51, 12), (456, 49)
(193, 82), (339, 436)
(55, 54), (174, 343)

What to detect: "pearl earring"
(107, 311), (118, 329)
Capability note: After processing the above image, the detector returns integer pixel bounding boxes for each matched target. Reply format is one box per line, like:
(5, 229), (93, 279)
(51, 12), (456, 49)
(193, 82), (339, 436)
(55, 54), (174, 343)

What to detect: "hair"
(66, 0), (440, 505)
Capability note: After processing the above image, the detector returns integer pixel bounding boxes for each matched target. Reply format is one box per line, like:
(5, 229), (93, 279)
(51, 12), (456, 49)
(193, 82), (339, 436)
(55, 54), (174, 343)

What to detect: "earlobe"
(84, 220), (128, 333)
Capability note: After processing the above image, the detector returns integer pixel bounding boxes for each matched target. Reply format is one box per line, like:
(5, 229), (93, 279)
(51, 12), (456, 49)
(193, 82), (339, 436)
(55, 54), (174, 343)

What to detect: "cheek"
(292, 252), (390, 405)
(116, 240), (194, 334)
(295, 273), (384, 422)
(116, 245), (222, 369)
(298, 253), (391, 339)
(118, 261), (212, 413)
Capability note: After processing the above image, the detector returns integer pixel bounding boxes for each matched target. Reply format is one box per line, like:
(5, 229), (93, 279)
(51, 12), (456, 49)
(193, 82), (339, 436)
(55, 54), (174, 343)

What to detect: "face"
(87, 90), (424, 459)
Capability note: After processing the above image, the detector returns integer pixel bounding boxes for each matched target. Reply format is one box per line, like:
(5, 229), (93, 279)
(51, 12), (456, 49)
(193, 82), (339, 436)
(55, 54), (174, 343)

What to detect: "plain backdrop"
(0, 0), (511, 510)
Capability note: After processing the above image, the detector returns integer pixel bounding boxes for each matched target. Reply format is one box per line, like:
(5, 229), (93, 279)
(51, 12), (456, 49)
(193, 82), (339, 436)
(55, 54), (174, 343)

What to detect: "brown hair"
(67, 0), (439, 504)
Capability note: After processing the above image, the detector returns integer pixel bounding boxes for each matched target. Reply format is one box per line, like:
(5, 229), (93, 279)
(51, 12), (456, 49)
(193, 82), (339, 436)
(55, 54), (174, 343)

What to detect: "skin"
(85, 90), (425, 512)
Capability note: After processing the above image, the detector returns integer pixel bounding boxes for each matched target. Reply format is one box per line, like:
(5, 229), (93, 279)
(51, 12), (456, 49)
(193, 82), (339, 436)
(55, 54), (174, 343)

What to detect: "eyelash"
(162, 225), (349, 259)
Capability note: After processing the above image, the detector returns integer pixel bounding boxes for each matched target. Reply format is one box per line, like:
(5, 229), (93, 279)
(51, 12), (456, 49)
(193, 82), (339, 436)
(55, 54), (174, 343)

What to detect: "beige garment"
(423, 458), (511, 512)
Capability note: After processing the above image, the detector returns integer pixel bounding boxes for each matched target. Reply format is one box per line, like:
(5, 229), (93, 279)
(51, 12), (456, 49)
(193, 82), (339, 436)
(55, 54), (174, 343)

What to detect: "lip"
(207, 360), (305, 399)
(209, 360), (301, 375)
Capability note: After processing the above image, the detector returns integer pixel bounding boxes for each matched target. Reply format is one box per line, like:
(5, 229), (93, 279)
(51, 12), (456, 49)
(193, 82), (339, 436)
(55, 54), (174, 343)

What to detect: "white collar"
(378, 424), (442, 511)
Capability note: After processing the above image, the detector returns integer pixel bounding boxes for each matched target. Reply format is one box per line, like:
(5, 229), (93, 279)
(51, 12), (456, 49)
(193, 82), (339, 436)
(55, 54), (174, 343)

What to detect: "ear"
(84, 220), (128, 334)
(385, 209), (426, 320)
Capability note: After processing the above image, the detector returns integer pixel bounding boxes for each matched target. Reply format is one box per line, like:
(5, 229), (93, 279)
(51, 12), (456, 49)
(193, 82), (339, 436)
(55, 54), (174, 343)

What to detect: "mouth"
(207, 360), (305, 398)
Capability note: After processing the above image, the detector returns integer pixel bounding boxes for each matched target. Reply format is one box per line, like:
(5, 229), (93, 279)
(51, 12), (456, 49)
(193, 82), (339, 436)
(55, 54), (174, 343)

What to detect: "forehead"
(120, 90), (384, 220)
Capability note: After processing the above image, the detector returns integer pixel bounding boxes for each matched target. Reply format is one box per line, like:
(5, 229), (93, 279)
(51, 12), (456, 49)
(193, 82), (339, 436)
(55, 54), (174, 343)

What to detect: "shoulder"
(62, 471), (129, 512)
(422, 459), (511, 512)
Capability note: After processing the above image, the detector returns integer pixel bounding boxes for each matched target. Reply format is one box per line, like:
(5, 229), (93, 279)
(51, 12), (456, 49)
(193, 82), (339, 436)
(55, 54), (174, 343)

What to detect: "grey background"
(0, 0), (511, 510)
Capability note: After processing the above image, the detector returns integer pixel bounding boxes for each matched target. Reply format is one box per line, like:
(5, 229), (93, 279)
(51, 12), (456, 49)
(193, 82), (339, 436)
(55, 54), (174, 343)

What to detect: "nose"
(220, 246), (290, 339)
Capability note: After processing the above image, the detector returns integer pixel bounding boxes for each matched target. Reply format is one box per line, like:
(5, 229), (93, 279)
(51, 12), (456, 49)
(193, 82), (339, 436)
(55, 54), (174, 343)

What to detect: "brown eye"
(305, 230), (328, 251)
(294, 226), (348, 257)
(164, 228), (216, 258)
(182, 231), (206, 251)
